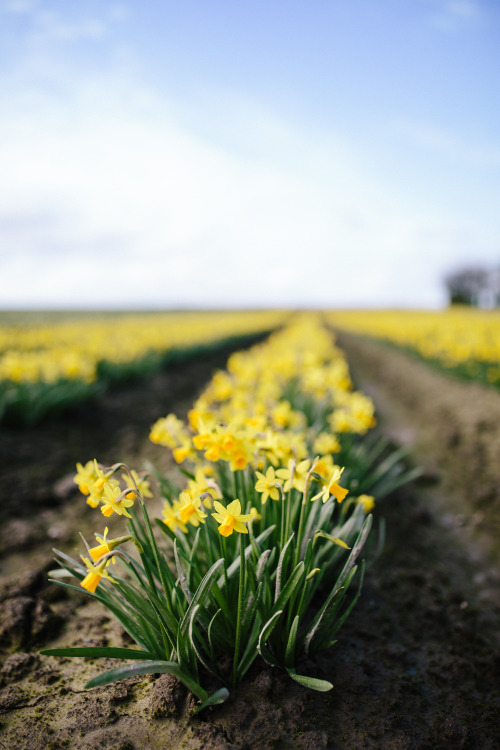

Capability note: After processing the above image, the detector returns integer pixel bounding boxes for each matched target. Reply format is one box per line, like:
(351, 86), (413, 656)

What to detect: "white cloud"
(394, 117), (500, 168)
(0, 62), (494, 308)
(428, 0), (480, 31)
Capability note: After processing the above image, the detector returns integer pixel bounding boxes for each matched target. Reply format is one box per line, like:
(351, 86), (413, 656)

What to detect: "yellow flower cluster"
(151, 313), (376, 535)
(74, 460), (152, 519)
(0, 310), (287, 385)
(326, 307), (500, 383)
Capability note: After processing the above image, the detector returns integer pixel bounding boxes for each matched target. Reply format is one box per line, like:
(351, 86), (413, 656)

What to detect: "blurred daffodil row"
(327, 307), (500, 384)
(0, 310), (287, 384)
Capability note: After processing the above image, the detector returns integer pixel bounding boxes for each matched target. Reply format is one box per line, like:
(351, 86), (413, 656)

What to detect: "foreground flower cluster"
(42, 313), (416, 710)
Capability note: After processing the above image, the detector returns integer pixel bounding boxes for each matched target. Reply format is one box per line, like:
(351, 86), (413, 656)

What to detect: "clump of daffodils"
(43, 313), (417, 711)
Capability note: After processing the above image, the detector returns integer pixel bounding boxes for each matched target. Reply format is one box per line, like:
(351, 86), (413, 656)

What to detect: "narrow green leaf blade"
(40, 647), (157, 659)
(85, 660), (208, 700)
(286, 667), (333, 691)
(194, 687), (230, 713)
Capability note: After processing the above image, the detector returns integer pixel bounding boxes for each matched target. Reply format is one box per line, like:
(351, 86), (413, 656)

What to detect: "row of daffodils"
(42, 313), (416, 711)
(327, 307), (500, 386)
(0, 310), (287, 424)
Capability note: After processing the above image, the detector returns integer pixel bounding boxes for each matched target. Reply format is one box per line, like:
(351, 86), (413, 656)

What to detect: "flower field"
(327, 307), (500, 387)
(0, 309), (287, 424)
(1, 310), (500, 747)
(42, 313), (415, 707)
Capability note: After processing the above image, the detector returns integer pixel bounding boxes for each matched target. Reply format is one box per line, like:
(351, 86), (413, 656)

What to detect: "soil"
(1, 329), (500, 749)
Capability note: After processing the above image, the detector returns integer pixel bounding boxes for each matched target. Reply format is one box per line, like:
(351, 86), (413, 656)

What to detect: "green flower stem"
(285, 486), (293, 549)
(293, 498), (307, 569)
(137, 496), (173, 608)
(220, 535), (229, 593)
(279, 485), (286, 552)
(293, 459), (318, 568)
(232, 533), (245, 688)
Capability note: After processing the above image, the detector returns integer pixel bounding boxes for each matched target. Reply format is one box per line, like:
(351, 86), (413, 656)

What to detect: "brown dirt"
(1, 330), (500, 749)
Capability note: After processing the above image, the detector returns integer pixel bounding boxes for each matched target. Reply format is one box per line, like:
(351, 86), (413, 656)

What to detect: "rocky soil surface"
(1, 330), (500, 749)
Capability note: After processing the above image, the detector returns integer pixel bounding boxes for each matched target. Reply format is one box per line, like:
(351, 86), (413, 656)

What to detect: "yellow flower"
(122, 470), (152, 500)
(357, 494), (375, 513)
(312, 465), (348, 503)
(254, 466), (282, 504)
(249, 506), (261, 523)
(276, 458), (311, 493)
(312, 432), (341, 455)
(80, 557), (117, 593)
(173, 443), (192, 464)
(178, 491), (207, 527)
(89, 527), (115, 565)
(314, 454), (335, 481)
(162, 499), (188, 533)
(100, 483), (135, 518)
(149, 414), (185, 448)
(211, 499), (253, 537)
(188, 468), (221, 507)
(74, 460), (98, 496)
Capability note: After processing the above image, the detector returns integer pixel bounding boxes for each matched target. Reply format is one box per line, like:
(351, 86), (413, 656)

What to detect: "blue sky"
(1, 0), (499, 308)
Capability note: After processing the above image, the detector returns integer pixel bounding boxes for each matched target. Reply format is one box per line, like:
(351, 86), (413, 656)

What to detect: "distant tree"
(444, 266), (490, 306)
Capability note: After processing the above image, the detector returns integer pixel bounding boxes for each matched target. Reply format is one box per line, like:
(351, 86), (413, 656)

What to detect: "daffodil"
(162, 499), (188, 533)
(357, 494), (375, 513)
(311, 465), (348, 503)
(177, 491), (207, 527)
(100, 483), (135, 518)
(254, 466), (282, 504)
(276, 458), (311, 493)
(122, 470), (152, 500)
(74, 460), (98, 496)
(211, 499), (253, 537)
(187, 468), (221, 508)
(89, 527), (115, 565)
(80, 556), (117, 593)
(312, 432), (341, 456)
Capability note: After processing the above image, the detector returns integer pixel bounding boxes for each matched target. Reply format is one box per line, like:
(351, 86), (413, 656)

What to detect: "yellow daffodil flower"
(276, 458), (311, 493)
(177, 491), (207, 527)
(211, 499), (253, 537)
(312, 465), (348, 503)
(162, 499), (188, 533)
(357, 494), (375, 513)
(80, 557), (117, 593)
(312, 432), (341, 456)
(100, 483), (135, 518)
(89, 527), (116, 565)
(254, 466), (282, 504)
(122, 470), (152, 500)
(74, 460), (98, 496)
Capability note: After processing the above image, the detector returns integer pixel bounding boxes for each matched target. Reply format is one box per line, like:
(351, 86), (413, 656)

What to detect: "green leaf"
(174, 539), (192, 603)
(271, 561), (305, 618)
(179, 558), (224, 638)
(39, 647), (157, 659)
(286, 667), (333, 691)
(275, 533), (295, 602)
(188, 604), (219, 679)
(237, 615), (261, 680)
(314, 530), (350, 549)
(195, 687), (230, 713)
(285, 615), (299, 668)
(85, 660), (208, 701)
(257, 610), (283, 667)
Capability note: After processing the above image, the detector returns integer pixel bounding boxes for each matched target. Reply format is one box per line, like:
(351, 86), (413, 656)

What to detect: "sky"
(1, 0), (499, 310)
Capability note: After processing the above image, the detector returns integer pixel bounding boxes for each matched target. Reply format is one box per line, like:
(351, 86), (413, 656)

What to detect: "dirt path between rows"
(1, 330), (500, 749)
